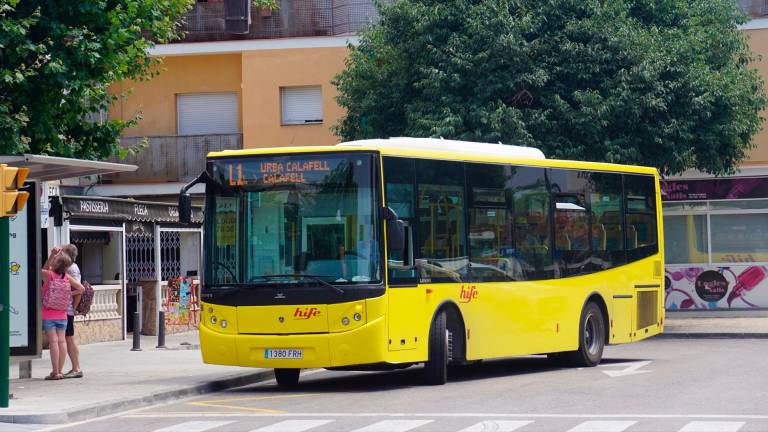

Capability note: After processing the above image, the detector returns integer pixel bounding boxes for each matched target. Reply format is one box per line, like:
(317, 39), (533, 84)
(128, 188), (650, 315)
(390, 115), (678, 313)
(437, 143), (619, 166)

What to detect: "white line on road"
(458, 420), (534, 431)
(152, 420), (235, 432)
(567, 420), (637, 432)
(351, 419), (433, 432)
(124, 413), (768, 420)
(250, 419), (335, 432)
(678, 421), (745, 432)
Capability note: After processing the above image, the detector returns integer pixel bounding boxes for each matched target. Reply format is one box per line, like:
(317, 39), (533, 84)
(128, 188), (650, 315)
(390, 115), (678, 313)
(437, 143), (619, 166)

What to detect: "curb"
(0, 369), (275, 424)
(658, 332), (768, 339)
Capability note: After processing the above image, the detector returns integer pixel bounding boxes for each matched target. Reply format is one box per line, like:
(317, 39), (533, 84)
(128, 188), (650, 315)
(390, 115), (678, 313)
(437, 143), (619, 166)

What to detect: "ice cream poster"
(665, 265), (768, 309)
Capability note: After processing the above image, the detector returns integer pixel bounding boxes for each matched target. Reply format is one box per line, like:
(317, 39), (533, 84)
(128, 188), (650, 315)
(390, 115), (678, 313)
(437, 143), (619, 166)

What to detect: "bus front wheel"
(274, 368), (300, 386)
(423, 311), (448, 385)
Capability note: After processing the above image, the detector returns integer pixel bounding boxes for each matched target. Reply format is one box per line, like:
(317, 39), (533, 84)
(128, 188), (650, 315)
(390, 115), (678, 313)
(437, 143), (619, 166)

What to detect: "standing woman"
(41, 250), (84, 380)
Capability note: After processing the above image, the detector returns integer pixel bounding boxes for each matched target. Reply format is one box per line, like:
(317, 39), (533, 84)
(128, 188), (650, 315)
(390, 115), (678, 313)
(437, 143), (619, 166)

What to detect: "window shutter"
(177, 93), (239, 135)
(281, 86), (323, 125)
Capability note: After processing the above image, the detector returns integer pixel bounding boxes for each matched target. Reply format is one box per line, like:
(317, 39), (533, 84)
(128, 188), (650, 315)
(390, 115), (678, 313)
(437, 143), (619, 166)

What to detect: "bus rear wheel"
(423, 311), (448, 385)
(561, 302), (606, 367)
(274, 368), (300, 386)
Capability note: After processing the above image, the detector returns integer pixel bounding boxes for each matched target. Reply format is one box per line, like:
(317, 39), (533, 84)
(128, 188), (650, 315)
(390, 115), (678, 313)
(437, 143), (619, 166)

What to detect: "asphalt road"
(24, 337), (768, 432)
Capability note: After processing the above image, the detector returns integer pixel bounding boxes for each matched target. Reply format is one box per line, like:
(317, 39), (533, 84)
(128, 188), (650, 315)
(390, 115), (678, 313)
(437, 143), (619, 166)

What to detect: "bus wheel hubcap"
(585, 315), (599, 355)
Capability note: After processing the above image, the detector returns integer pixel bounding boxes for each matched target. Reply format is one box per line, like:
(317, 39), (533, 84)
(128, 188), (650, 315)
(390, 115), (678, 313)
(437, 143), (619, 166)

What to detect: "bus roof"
(207, 137), (658, 176)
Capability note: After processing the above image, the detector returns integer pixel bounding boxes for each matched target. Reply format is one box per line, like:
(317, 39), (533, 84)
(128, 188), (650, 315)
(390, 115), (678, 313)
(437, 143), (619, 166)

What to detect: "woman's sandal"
(44, 373), (64, 380)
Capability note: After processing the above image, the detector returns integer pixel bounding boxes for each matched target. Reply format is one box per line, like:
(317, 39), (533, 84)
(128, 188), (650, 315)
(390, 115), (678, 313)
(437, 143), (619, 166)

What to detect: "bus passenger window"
(550, 169), (590, 277)
(624, 174), (659, 262)
(589, 172), (626, 270)
(508, 167), (552, 280)
(416, 160), (467, 283)
(467, 163), (516, 282)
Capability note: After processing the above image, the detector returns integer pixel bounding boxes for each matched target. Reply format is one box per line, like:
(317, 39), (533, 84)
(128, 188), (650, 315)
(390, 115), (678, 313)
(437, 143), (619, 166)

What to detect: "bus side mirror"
(179, 193), (192, 224)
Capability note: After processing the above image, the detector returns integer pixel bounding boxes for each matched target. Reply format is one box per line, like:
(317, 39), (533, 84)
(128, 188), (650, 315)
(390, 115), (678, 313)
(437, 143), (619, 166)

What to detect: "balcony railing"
(178, 0), (392, 42)
(740, 0), (768, 17)
(105, 133), (242, 183)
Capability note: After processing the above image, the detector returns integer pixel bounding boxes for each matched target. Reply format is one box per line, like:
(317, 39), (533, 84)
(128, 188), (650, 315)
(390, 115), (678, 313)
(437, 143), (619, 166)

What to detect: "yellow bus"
(179, 138), (665, 386)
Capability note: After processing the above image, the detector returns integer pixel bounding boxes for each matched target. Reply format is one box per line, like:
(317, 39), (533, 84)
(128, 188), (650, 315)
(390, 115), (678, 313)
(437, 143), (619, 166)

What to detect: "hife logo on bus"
(459, 285), (479, 303)
(294, 307), (321, 320)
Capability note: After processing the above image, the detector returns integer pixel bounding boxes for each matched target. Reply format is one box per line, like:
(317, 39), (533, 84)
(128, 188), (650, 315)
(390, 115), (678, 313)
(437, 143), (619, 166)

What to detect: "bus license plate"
(264, 348), (303, 359)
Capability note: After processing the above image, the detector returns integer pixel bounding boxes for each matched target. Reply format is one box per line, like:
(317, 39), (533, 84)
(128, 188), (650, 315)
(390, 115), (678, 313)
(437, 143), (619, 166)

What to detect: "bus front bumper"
(200, 316), (388, 369)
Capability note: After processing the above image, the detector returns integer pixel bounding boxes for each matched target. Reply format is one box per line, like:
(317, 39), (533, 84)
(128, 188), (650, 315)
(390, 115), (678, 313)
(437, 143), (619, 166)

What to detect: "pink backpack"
(43, 273), (71, 311)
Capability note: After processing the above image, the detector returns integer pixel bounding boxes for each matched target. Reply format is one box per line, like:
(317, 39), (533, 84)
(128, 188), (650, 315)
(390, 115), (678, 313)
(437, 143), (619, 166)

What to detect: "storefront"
(662, 176), (768, 310)
(50, 195), (203, 341)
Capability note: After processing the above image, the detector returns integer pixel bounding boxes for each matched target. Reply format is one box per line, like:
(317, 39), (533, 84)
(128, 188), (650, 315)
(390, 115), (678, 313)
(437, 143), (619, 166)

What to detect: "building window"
(281, 86), (323, 125)
(177, 92), (239, 135)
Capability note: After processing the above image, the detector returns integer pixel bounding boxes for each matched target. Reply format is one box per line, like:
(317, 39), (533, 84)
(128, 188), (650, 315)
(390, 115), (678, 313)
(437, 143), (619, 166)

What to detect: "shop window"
(415, 159), (467, 283)
(710, 213), (768, 264)
(663, 214), (708, 264)
(589, 172), (626, 270)
(281, 86), (323, 125)
(625, 174), (658, 262)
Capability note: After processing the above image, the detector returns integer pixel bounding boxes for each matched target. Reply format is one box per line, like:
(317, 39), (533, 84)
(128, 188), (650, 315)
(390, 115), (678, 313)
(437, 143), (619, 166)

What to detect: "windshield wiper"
(255, 274), (345, 295)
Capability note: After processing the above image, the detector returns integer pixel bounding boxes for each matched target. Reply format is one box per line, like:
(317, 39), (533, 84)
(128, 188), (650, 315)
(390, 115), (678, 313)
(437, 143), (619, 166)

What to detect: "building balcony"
(104, 133), (242, 183)
(178, 0), (390, 43)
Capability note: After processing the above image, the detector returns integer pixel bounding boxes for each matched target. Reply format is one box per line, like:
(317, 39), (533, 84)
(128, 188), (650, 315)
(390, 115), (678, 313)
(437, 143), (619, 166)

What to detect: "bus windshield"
(206, 153), (381, 286)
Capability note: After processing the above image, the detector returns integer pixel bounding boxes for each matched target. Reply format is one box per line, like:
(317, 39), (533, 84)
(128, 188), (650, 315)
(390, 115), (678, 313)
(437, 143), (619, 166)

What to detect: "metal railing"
(105, 133), (242, 183)
(178, 0), (392, 42)
(739, 0), (768, 17)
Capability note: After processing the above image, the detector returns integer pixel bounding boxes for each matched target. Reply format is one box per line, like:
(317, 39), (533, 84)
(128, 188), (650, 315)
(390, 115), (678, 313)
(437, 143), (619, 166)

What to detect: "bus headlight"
(210, 315), (217, 325)
(341, 317), (350, 326)
(220, 320), (228, 328)
(353, 313), (362, 321)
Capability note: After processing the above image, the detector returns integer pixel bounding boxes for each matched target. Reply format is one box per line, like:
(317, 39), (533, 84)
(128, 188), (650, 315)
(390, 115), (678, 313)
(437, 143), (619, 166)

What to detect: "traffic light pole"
(0, 216), (9, 407)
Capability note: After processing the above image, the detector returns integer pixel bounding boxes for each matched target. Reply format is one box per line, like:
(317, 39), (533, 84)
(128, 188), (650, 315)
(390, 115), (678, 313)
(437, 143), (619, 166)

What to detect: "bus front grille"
(636, 290), (658, 330)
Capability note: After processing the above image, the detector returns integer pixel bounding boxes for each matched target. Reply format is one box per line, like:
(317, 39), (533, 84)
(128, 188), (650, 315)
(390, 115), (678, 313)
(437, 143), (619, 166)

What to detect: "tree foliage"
(334, 0), (768, 176)
(0, 0), (192, 159)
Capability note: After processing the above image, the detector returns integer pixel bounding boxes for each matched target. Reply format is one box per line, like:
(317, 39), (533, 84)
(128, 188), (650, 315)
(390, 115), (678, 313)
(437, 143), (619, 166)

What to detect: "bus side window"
(508, 166), (552, 280)
(624, 174), (659, 262)
(589, 172), (626, 270)
(383, 157), (418, 286)
(550, 169), (591, 277)
(415, 159), (467, 283)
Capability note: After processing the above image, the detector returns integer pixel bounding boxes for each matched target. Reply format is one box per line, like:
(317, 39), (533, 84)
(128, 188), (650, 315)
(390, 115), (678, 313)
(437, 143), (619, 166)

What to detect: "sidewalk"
(661, 310), (768, 338)
(2, 331), (272, 424)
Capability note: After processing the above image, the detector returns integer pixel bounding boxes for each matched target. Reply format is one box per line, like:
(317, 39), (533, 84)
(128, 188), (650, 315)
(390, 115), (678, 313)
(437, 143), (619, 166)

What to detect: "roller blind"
(281, 86), (323, 125)
(177, 93), (239, 135)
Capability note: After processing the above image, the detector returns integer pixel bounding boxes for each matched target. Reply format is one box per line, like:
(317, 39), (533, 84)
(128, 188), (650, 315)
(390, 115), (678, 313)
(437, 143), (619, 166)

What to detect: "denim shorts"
(42, 319), (67, 331)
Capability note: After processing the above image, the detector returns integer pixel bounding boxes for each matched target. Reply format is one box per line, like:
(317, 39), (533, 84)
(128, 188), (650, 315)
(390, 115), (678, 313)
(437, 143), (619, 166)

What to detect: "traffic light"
(0, 164), (29, 217)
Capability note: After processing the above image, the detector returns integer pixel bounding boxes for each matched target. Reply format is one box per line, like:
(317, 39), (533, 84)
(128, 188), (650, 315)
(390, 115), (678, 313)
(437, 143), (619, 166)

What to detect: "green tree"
(334, 0), (768, 176)
(0, 0), (192, 159)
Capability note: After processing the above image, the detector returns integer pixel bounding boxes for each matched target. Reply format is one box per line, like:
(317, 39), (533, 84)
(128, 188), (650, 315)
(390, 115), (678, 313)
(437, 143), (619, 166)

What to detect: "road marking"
(678, 421), (745, 432)
(567, 420), (637, 432)
(599, 361), (653, 377)
(250, 419), (335, 432)
(122, 413), (768, 420)
(187, 393), (320, 414)
(458, 420), (534, 431)
(351, 419), (433, 432)
(152, 421), (235, 432)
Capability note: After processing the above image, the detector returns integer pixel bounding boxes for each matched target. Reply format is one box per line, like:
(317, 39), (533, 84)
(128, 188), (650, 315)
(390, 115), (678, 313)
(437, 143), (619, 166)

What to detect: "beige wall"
(241, 46), (349, 148)
(111, 47), (349, 148)
(113, 54), (243, 136)
(745, 28), (768, 167)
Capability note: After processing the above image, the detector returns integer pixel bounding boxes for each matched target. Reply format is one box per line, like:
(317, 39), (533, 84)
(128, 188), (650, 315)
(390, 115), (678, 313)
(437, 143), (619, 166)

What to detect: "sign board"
(10, 182), (40, 357)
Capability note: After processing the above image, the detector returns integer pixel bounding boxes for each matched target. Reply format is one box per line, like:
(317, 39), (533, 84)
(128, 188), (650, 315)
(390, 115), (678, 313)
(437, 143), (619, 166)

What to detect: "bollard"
(130, 311), (142, 351)
(157, 310), (166, 349)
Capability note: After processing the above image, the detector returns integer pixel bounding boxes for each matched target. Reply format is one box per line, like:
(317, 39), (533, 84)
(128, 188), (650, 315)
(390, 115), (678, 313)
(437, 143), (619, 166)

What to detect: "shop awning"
(60, 195), (203, 224)
(0, 154), (137, 181)
(71, 231), (112, 244)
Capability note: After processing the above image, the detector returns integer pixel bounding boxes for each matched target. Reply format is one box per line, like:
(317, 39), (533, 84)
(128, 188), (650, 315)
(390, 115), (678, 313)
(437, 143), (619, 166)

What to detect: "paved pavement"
(1, 311), (767, 425)
(2, 331), (271, 425)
